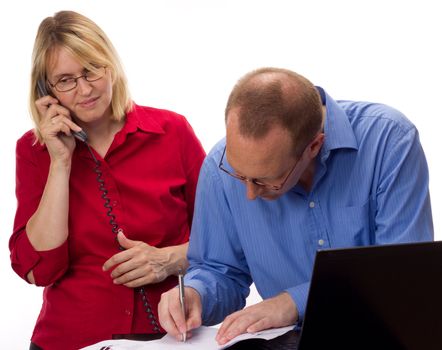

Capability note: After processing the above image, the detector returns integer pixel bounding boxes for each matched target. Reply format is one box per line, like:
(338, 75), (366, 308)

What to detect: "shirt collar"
(71, 103), (165, 159)
(321, 88), (358, 154)
(123, 103), (165, 135)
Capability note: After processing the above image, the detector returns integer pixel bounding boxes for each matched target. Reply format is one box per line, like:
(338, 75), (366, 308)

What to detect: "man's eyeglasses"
(218, 146), (299, 191)
(48, 66), (106, 92)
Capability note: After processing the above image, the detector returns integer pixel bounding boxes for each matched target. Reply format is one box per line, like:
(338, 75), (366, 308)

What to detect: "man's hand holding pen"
(158, 280), (203, 342)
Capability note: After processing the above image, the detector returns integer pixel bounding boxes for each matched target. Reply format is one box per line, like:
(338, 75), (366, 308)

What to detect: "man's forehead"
(226, 125), (294, 173)
(226, 114), (292, 148)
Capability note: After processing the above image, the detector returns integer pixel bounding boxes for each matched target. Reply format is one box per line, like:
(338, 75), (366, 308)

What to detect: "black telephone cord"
(85, 142), (161, 333)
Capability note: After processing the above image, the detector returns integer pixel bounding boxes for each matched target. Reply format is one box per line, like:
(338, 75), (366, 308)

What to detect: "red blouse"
(9, 104), (205, 350)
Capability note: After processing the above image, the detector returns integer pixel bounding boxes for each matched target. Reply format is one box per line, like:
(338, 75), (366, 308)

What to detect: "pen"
(178, 271), (187, 342)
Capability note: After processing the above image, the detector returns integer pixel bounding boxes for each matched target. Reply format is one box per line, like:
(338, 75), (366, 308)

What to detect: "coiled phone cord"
(85, 142), (162, 333)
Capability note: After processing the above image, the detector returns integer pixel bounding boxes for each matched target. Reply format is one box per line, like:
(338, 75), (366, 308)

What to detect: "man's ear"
(309, 133), (325, 158)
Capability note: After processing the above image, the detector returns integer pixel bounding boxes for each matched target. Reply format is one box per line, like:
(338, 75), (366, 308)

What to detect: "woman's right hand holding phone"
(36, 95), (83, 166)
(25, 95), (83, 259)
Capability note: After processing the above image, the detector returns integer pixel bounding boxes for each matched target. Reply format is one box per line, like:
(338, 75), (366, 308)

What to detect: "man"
(158, 68), (433, 345)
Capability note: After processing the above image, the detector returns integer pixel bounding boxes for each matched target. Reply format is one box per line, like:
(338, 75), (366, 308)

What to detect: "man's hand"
(158, 286), (202, 341)
(102, 231), (188, 287)
(216, 292), (298, 345)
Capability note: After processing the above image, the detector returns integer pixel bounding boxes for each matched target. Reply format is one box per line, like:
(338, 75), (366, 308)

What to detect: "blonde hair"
(29, 10), (132, 142)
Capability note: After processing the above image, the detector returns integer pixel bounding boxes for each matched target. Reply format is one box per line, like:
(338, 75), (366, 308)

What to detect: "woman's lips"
(78, 96), (99, 108)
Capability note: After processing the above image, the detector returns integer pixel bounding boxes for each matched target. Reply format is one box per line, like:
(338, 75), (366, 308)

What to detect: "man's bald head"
(225, 67), (323, 156)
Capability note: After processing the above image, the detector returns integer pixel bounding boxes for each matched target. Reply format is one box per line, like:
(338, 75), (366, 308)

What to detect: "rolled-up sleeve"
(186, 156), (252, 325)
(9, 135), (69, 286)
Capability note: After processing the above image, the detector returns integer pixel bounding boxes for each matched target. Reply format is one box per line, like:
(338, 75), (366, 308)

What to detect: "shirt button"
(113, 201), (118, 207)
(309, 201), (315, 208)
(125, 309), (131, 316)
(318, 239), (325, 246)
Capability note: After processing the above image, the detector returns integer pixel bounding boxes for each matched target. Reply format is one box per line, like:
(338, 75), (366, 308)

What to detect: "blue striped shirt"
(185, 89), (433, 325)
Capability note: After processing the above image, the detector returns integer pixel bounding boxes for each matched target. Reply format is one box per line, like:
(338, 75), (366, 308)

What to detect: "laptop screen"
(298, 241), (442, 350)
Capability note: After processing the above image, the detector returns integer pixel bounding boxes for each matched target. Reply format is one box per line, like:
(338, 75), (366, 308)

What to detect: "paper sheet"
(220, 325), (293, 348)
(80, 325), (293, 349)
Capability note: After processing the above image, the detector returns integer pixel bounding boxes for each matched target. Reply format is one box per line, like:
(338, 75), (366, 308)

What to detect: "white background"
(1, 1), (441, 348)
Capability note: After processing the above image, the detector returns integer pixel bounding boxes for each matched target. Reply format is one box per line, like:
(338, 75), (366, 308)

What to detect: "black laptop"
(229, 241), (442, 350)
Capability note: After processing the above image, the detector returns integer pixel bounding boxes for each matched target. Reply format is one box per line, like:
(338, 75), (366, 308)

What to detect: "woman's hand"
(35, 95), (83, 165)
(102, 231), (189, 288)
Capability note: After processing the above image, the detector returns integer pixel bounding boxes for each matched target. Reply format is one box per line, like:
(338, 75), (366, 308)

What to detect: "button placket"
(307, 197), (328, 248)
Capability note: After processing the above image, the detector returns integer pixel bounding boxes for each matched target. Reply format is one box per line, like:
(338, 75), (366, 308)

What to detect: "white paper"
(80, 325), (293, 350)
(219, 325), (293, 349)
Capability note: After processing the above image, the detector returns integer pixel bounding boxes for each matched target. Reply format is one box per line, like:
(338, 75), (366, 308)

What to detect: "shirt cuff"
(11, 231), (69, 286)
(10, 230), (41, 282)
(184, 270), (224, 325)
(286, 282), (310, 323)
(184, 274), (212, 322)
(33, 240), (69, 286)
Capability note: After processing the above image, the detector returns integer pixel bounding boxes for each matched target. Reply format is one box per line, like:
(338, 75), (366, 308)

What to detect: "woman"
(9, 11), (205, 350)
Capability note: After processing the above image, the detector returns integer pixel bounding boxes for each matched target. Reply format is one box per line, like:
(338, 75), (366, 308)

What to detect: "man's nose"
(245, 181), (262, 200)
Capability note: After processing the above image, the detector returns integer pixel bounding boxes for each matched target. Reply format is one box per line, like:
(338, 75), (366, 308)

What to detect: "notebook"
(286, 240), (442, 350)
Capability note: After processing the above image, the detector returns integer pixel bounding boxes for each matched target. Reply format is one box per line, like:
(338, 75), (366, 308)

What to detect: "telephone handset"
(36, 79), (88, 143)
